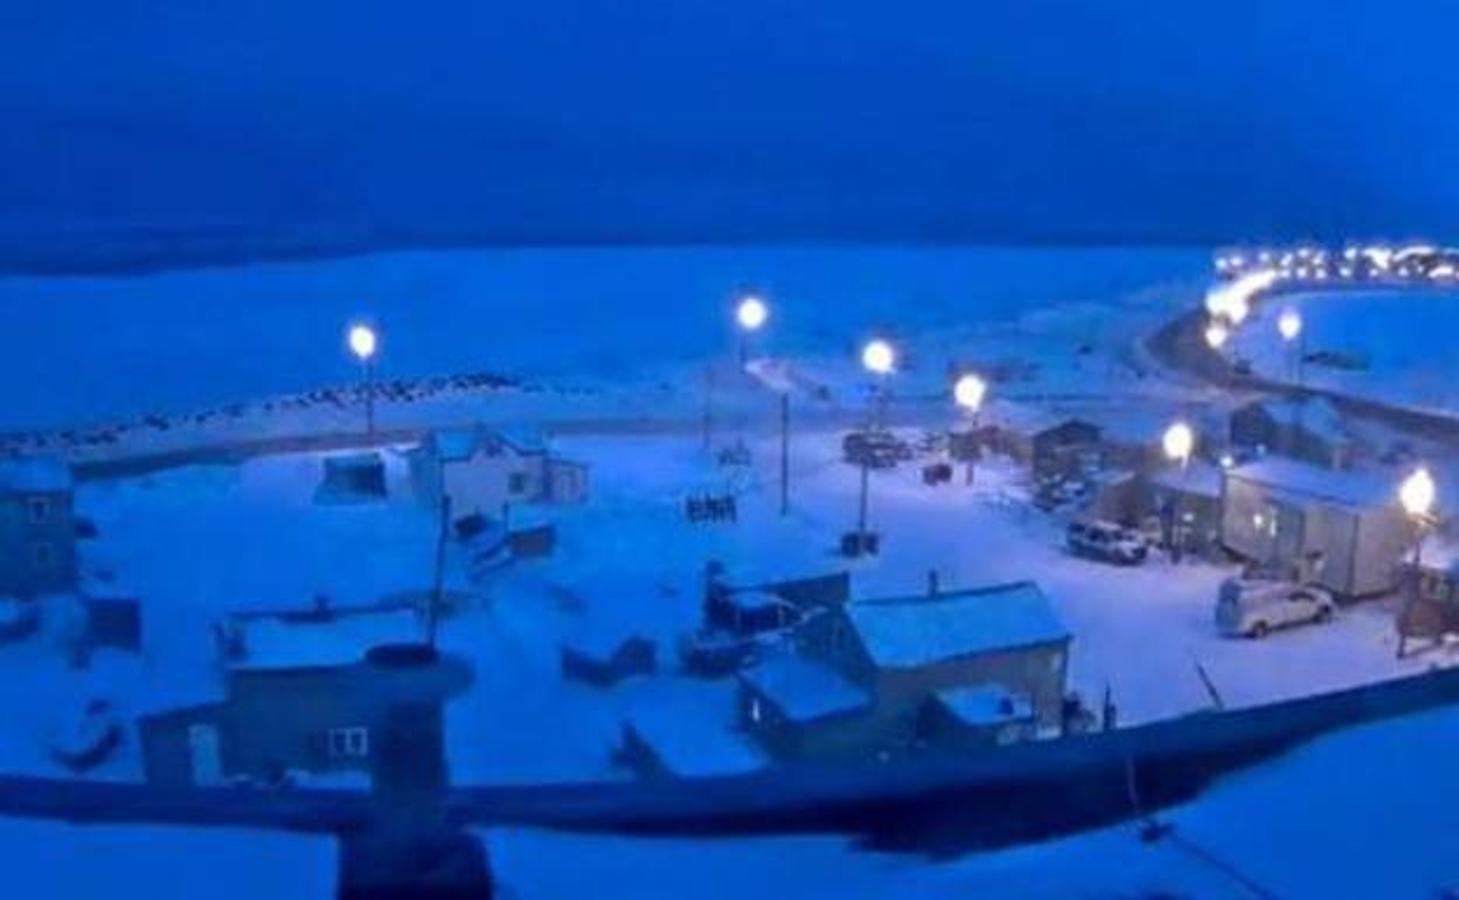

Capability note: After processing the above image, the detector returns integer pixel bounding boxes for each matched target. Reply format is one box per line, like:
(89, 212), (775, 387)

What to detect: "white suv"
(1216, 578), (1336, 639)
(1066, 519), (1149, 566)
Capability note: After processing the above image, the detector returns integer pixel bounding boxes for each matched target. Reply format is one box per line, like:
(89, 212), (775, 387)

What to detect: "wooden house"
(978, 400), (1101, 479)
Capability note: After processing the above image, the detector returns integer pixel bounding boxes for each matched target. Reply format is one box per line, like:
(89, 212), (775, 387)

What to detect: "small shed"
(979, 400), (1101, 479)
(316, 452), (388, 503)
(1220, 458), (1415, 598)
(0, 456), (77, 598)
(1148, 462), (1224, 559)
(919, 685), (1037, 749)
(561, 633), (657, 687)
(736, 654), (874, 761)
(1230, 397), (1356, 470)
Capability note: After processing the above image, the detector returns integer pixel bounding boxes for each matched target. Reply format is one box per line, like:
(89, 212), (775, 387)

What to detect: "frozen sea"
(0, 244), (1205, 431)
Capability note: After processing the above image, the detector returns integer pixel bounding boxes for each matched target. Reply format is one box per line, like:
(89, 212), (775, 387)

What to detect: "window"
(31, 542), (54, 570)
(508, 472), (529, 496)
(327, 726), (369, 759)
(26, 497), (49, 524)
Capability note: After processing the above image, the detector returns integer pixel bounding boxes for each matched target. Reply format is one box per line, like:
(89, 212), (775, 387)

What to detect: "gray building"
(738, 581), (1071, 762)
(1229, 397), (1356, 470)
(0, 456), (77, 598)
(140, 607), (467, 786)
(1220, 458), (1415, 598)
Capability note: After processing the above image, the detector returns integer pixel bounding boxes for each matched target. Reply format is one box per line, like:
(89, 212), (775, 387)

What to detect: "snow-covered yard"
(0, 417), (1428, 785)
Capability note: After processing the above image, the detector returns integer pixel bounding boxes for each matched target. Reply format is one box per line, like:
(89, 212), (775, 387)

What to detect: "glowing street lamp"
(851, 338), (897, 556)
(1204, 320), (1230, 351)
(953, 372), (987, 485)
(1163, 421), (1195, 471)
(1278, 307), (1304, 386)
(735, 294), (769, 365)
(1397, 466), (1438, 658)
(347, 322), (379, 437)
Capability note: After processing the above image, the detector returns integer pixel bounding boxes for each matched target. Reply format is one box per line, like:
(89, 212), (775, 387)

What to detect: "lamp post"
(347, 323), (379, 438)
(1161, 421), (1196, 561)
(735, 294), (768, 366)
(1278, 307), (1304, 386)
(854, 338), (896, 552)
(953, 372), (987, 485)
(1397, 466), (1437, 658)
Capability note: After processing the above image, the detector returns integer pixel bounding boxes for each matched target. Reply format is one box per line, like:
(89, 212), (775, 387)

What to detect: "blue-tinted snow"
(846, 582), (1069, 668)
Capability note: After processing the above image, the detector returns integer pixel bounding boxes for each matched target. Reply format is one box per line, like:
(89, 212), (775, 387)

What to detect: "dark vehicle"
(842, 429), (911, 469)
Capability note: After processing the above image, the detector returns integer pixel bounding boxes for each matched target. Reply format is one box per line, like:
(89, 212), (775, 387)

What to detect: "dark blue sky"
(3, 1), (1456, 245)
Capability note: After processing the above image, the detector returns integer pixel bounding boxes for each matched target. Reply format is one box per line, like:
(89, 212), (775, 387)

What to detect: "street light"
(1397, 466), (1438, 659)
(735, 294), (769, 365)
(1278, 307), (1304, 387)
(1204, 320), (1230, 351)
(852, 338), (897, 556)
(953, 372), (987, 485)
(347, 322), (379, 437)
(1163, 421), (1195, 470)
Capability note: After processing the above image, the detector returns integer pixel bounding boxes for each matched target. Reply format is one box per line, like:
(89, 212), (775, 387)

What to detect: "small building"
(141, 607), (436, 785)
(1220, 458), (1415, 598)
(0, 456), (77, 598)
(703, 566), (850, 637)
(736, 654), (873, 760)
(1147, 462), (1225, 559)
(979, 400), (1101, 479)
(316, 452), (388, 503)
(1230, 397), (1356, 470)
(410, 427), (588, 517)
(617, 696), (767, 780)
(741, 580), (1073, 764)
(918, 685), (1038, 750)
(560, 632), (657, 687)
(1095, 412), (1178, 476)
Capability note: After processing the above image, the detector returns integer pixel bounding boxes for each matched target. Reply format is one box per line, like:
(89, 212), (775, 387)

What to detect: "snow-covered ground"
(0, 244), (1203, 432)
(2, 419), (1426, 785)
(485, 701), (1459, 898)
(1231, 286), (1459, 417)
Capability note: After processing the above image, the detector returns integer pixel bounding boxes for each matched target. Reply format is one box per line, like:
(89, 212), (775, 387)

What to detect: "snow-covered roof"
(932, 685), (1033, 726)
(724, 590), (793, 615)
(1092, 409), (1173, 447)
(980, 399), (1087, 437)
(844, 581), (1069, 669)
(1250, 396), (1350, 444)
(1226, 457), (1398, 510)
(1150, 461), (1223, 500)
(738, 654), (870, 722)
(0, 456), (71, 493)
(233, 609), (424, 670)
(429, 426), (546, 463)
(624, 703), (767, 777)
(322, 451), (383, 470)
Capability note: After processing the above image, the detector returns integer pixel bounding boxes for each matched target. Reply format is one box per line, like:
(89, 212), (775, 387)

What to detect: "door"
(188, 724), (223, 786)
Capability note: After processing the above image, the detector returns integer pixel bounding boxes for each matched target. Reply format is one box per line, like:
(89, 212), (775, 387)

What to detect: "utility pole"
(702, 365), (714, 451)
(779, 392), (790, 516)
(426, 496), (451, 650)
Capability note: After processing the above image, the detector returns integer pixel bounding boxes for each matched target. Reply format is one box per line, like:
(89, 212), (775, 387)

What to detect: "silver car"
(1216, 578), (1337, 639)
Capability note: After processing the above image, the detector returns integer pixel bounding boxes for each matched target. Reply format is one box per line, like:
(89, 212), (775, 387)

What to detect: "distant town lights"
(736, 295), (769, 332)
(348, 323), (378, 361)
(1400, 467), (1437, 520)
(953, 372), (987, 411)
(861, 339), (896, 376)
(1277, 308), (1303, 342)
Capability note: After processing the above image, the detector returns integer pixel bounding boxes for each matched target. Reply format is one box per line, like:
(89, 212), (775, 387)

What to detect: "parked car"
(842, 429), (911, 469)
(1065, 518), (1149, 565)
(1215, 578), (1336, 639)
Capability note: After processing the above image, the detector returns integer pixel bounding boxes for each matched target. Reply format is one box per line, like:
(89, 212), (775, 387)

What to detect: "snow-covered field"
(0, 244), (1203, 432)
(1232, 286), (1459, 417)
(5, 421), (1425, 786)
